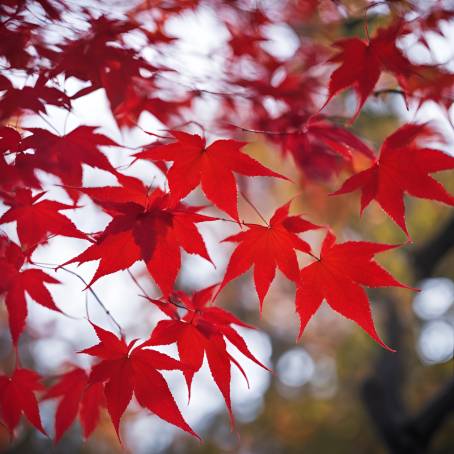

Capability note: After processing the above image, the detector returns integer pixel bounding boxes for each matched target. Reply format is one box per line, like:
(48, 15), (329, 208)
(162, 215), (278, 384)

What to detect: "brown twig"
(32, 262), (124, 338)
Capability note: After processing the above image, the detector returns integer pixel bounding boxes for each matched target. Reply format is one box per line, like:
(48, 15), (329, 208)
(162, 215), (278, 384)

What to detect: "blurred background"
(1, 0), (454, 453)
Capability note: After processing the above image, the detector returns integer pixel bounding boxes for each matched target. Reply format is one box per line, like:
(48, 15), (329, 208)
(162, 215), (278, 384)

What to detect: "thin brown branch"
(127, 269), (150, 298)
(240, 191), (269, 226)
(32, 262), (124, 338)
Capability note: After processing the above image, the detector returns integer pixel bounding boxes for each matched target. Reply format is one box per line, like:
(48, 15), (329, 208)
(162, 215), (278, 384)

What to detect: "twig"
(240, 191), (269, 226)
(307, 251), (320, 261)
(38, 113), (61, 135)
(215, 216), (250, 226)
(32, 262), (124, 338)
(374, 88), (454, 104)
(127, 269), (150, 298)
(230, 123), (299, 136)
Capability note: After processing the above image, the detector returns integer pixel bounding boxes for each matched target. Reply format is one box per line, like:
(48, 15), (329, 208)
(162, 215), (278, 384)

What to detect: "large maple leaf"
(295, 231), (411, 350)
(332, 123), (454, 236)
(217, 201), (320, 309)
(134, 131), (287, 221)
(144, 285), (269, 425)
(63, 175), (214, 295)
(43, 367), (105, 442)
(0, 235), (61, 344)
(322, 22), (417, 120)
(0, 368), (46, 435)
(19, 127), (120, 202)
(0, 188), (87, 248)
(80, 323), (198, 440)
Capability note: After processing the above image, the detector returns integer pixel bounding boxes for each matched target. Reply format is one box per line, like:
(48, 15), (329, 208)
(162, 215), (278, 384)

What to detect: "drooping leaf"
(0, 368), (46, 435)
(144, 285), (269, 425)
(0, 235), (61, 344)
(43, 367), (104, 441)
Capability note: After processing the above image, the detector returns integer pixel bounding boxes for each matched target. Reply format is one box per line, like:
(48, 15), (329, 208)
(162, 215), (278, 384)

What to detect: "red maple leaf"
(0, 76), (70, 122)
(290, 116), (375, 161)
(110, 76), (193, 129)
(43, 367), (105, 442)
(0, 127), (44, 192)
(49, 16), (140, 91)
(322, 22), (417, 120)
(0, 235), (61, 344)
(0, 20), (36, 69)
(217, 201), (320, 309)
(263, 114), (375, 181)
(226, 22), (268, 58)
(408, 7), (454, 50)
(0, 188), (87, 249)
(63, 175), (215, 295)
(0, 368), (46, 435)
(134, 131), (287, 221)
(80, 323), (198, 440)
(296, 231), (411, 350)
(0, 126), (22, 154)
(401, 65), (454, 122)
(332, 123), (454, 236)
(144, 285), (269, 425)
(49, 16), (163, 127)
(19, 126), (120, 202)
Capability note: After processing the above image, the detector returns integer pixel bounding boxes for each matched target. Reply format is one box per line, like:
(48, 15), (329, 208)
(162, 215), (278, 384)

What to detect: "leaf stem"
(38, 113), (61, 135)
(127, 269), (150, 298)
(32, 262), (125, 338)
(128, 271), (195, 313)
(307, 251), (320, 261)
(240, 191), (269, 226)
(230, 123), (298, 136)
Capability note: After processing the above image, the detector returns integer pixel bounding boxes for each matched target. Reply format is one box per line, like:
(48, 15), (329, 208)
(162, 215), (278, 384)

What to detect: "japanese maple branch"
(38, 113), (61, 135)
(126, 269), (150, 298)
(373, 88), (454, 103)
(230, 124), (300, 136)
(240, 191), (269, 226)
(229, 115), (354, 137)
(32, 262), (124, 338)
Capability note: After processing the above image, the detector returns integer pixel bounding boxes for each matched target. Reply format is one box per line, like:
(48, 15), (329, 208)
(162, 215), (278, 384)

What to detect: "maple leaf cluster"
(0, 0), (454, 447)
